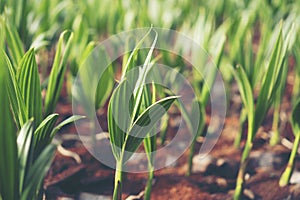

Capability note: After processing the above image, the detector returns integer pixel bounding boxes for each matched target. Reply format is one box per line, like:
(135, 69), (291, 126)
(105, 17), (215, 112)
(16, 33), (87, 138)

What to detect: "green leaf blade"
(17, 120), (34, 192)
(34, 114), (59, 155)
(0, 59), (19, 200)
(124, 95), (179, 161)
(21, 144), (56, 200)
(3, 19), (24, 69)
(17, 49), (43, 125)
(44, 30), (73, 116)
(0, 50), (27, 129)
(108, 79), (133, 160)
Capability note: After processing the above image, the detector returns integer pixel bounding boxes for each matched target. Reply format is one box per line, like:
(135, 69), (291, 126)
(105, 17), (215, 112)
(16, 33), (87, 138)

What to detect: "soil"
(44, 68), (299, 200)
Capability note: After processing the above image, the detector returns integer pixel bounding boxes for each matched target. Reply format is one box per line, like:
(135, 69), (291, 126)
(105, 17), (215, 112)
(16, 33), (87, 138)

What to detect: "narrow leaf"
(123, 96), (179, 161)
(255, 24), (286, 133)
(0, 50), (27, 129)
(50, 115), (85, 139)
(17, 120), (34, 192)
(4, 19), (24, 69)
(232, 65), (255, 139)
(0, 62), (19, 200)
(108, 79), (133, 159)
(21, 144), (56, 200)
(44, 30), (73, 116)
(17, 49), (43, 125)
(34, 114), (59, 156)
(121, 27), (153, 79)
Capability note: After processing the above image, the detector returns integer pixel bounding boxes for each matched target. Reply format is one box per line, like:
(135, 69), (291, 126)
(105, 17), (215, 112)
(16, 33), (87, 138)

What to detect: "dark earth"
(44, 62), (299, 200)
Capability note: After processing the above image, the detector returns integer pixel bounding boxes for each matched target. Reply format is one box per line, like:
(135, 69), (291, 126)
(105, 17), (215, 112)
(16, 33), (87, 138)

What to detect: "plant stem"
(113, 160), (123, 200)
(279, 131), (300, 187)
(144, 165), (154, 200)
(234, 108), (247, 148)
(187, 135), (197, 176)
(270, 102), (280, 146)
(234, 139), (253, 200)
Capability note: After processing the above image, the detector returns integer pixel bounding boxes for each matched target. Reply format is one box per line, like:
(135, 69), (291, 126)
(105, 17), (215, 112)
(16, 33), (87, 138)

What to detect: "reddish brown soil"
(44, 68), (299, 200)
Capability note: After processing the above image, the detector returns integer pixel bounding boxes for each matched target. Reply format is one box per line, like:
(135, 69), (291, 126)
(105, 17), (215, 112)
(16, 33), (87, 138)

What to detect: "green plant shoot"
(108, 29), (179, 200)
(233, 22), (292, 200)
(279, 99), (300, 186)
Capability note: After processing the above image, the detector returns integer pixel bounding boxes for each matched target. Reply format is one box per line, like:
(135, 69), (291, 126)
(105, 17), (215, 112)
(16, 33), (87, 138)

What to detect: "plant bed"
(1, 1), (300, 200)
(44, 88), (299, 200)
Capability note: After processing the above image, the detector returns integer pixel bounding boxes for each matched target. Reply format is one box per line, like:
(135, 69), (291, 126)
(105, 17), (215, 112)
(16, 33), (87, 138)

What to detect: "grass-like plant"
(0, 28), (83, 199)
(228, 3), (272, 148)
(279, 99), (300, 186)
(0, 57), (54, 200)
(0, 50), (76, 200)
(232, 23), (292, 200)
(108, 29), (178, 200)
(269, 14), (297, 146)
(180, 12), (227, 176)
(143, 82), (157, 200)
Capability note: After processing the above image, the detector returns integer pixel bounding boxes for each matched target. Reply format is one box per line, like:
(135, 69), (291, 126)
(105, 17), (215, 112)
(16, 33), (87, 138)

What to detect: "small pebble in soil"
(192, 154), (216, 173)
(243, 189), (257, 200)
(249, 151), (288, 172)
(228, 189), (261, 200)
(290, 171), (300, 184)
(192, 154), (239, 179)
(57, 197), (74, 200)
(216, 177), (227, 187)
(78, 192), (111, 200)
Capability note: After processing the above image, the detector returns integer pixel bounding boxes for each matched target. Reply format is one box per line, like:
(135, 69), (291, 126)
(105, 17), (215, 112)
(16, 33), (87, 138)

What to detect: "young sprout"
(0, 29), (83, 199)
(0, 50), (71, 200)
(279, 99), (300, 186)
(108, 29), (179, 200)
(233, 23), (292, 200)
(44, 30), (74, 116)
(230, 8), (273, 148)
(143, 82), (156, 200)
(185, 16), (227, 176)
(269, 14), (297, 145)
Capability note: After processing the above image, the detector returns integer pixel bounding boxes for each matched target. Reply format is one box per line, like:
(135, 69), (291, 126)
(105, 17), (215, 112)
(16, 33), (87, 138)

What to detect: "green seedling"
(233, 23), (292, 199)
(279, 99), (300, 186)
(229, 5), (273, 148)
(0, 29), (83, 199)
(269, 14), (297, 145)
(142, 82), (156, 200)
(0, 51), (78, 200)
(180, 11), (228, 176)
(107, 29), (178, 200)
(44, 30), (74, 116)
